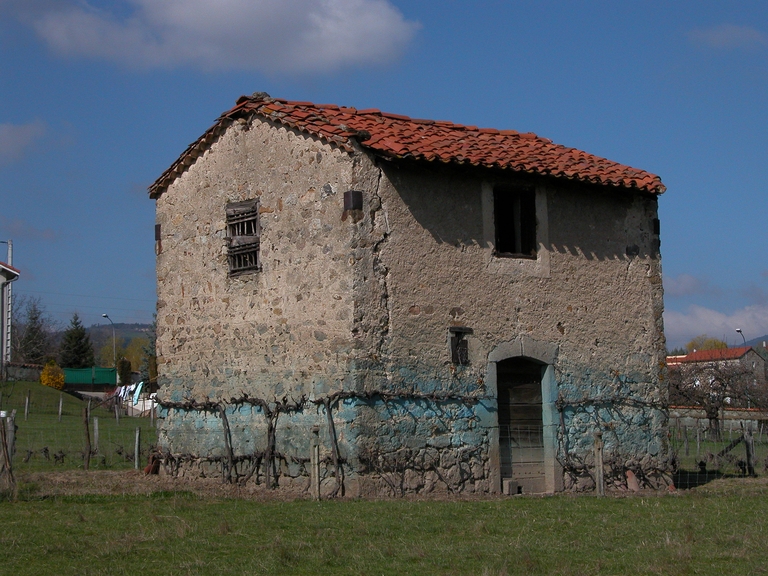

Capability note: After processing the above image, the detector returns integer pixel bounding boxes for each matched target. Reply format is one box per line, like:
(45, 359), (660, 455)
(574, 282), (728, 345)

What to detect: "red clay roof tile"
(667, 347), (753, 365)
(149, 94), (666, 198)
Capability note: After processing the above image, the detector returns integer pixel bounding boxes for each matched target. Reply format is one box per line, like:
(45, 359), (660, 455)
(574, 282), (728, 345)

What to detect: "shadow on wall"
(382, 161), (660, 262)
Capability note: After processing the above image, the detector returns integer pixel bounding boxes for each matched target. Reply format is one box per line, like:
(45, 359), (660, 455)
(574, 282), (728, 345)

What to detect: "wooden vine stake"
(745, 426), (756, 477)
(0, 414), (15, 496)
(134, 427), (141, 470)
(310, 426), (320, 500)
(218, 406), (235, 483)
(593, 431), (604, 496)
(93, 417), (99, 454)
(82, 407), (91, 471)
(323, 398), (344, 497)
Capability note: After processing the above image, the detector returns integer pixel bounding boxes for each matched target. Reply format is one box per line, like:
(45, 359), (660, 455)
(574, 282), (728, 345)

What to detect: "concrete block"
(502, 478), (518, 496)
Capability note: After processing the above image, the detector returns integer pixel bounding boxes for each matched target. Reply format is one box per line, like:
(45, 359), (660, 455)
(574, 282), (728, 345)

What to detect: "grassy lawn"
(0, 479), (767, 575)
(0, 381), (157, 471)
(1, 382), (766, 574)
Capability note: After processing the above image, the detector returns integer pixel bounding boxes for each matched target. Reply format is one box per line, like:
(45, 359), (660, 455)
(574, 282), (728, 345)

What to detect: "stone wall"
(153, 116), (670, 494)
(155, 117), (368, 404)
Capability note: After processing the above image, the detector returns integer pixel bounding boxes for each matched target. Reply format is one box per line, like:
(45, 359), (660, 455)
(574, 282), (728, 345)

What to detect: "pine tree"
(59, 313), (95, 368)
(12, 297), (55, 364)
(117, 357), (132, 386)
(139, 315), (157, 387)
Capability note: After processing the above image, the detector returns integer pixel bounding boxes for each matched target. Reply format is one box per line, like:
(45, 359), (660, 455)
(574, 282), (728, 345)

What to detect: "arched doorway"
(497, 357), (546, 494)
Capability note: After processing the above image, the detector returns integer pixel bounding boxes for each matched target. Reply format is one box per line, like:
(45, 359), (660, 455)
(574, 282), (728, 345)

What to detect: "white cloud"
(664, 304), (768, 348)
(664, 273), (708, 298)
(0, 216), (57, 241)
(7, 0), (419, 73)
(688, 24), (767, 50)
(0, 121), (45, 165)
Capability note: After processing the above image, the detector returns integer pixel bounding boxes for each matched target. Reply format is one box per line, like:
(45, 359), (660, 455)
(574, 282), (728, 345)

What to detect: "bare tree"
(668, 353), (766, 440)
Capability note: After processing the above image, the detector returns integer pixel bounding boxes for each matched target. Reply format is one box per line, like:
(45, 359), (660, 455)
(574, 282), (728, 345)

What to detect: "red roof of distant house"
(667, 346), (752, 365)
(0, 261), (19, 279)
(149, 94), (666, 198)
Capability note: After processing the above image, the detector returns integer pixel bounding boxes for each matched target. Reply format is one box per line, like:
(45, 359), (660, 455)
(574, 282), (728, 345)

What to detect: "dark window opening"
(493, 185), (536, 258)
(226, 199), (260, 276)
(449, 326), (472, 365)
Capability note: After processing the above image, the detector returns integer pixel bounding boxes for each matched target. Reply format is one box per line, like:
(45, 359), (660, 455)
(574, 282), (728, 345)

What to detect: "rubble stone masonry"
(154, 115), (669, 495)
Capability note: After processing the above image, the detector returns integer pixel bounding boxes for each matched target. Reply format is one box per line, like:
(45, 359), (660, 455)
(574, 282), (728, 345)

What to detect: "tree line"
(11, 296), (156, 383)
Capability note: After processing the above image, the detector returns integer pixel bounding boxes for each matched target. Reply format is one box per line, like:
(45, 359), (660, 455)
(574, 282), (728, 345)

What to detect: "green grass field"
(0, 381), (157, 471)
(1, 480), (767, 575)
(1, 382), (767, 574)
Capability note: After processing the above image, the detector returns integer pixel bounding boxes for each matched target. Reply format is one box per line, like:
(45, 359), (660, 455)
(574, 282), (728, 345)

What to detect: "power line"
(15, 288), (155, 303)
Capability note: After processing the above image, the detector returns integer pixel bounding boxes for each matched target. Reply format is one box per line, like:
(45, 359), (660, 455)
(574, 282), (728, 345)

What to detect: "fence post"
(24, 390), (30, 421)
(58, 393), (63, 423)
(745, 427), (756, 477)
(115, 402), (120, 425)
(134, 427), (141, 470)
(310, 426), (320, 500)
(87, 398), (91, 420)
(6, 410), (15, 463)
(696, 426), (701, 457)
(0, 415), (15, 493)
(83, 408), (91, 471)
(594, 431), (604, 496)
(684, 425), (689, 457)
(93, 417), (99, 454)
(150, 403), (154, 427)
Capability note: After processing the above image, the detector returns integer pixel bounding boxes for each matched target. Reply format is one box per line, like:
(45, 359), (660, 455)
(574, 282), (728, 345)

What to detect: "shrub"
(40, 359), (65, 390)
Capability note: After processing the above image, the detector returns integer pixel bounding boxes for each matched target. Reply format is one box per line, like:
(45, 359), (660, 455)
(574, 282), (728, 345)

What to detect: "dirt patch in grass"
(17, 468), (768, 503)
(18, 469), (305, 500)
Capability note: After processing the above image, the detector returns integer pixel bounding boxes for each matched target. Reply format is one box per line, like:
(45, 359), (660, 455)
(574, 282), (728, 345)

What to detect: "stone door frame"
(486, 336), (562, 494)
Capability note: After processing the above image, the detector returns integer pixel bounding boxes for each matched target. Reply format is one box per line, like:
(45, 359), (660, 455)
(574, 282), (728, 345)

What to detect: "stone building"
(149, 93), (670, 495)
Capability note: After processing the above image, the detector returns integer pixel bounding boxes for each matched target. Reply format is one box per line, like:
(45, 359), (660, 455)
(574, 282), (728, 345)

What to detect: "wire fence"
(669, 416), (767, 489)
(0, 381), (158, 473)
(5, 381), (768, 494)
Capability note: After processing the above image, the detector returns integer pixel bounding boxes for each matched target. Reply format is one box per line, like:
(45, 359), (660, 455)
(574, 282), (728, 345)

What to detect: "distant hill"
(87, 322), (153, 341)
(745, 335), (768, 348)
(86, 323), (153, 353)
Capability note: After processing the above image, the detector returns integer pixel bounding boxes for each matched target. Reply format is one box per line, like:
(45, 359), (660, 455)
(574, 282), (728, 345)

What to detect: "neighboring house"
(150, 93), (669, 495)
(667, 346), (768, 391)
(667, 347), (768, 434)
(0, 260), (20, 380)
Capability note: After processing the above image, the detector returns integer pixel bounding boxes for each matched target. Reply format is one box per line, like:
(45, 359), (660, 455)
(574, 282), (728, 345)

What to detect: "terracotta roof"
(0, 261), (19, 280)
(667, 346), (752, 365)
(149, 93), (666, 198)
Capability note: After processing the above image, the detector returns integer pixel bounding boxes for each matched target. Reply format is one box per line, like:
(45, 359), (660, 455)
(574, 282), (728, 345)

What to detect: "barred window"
(226, 199), (260, 276)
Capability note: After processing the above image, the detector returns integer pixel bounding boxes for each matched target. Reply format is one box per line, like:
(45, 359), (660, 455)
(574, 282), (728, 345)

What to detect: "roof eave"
(366, 148), (665, 195)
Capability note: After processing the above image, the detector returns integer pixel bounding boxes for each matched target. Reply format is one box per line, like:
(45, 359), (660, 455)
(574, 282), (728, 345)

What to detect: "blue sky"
(1, 0), (766, 349)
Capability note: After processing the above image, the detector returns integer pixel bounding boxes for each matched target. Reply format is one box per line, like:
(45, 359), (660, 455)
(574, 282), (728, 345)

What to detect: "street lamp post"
(102, 313), (116, 368)
(736, 328), (746, 346)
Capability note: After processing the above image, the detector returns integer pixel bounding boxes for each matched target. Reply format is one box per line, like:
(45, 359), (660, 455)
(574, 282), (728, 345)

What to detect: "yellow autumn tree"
(40, 359), (65, 390)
